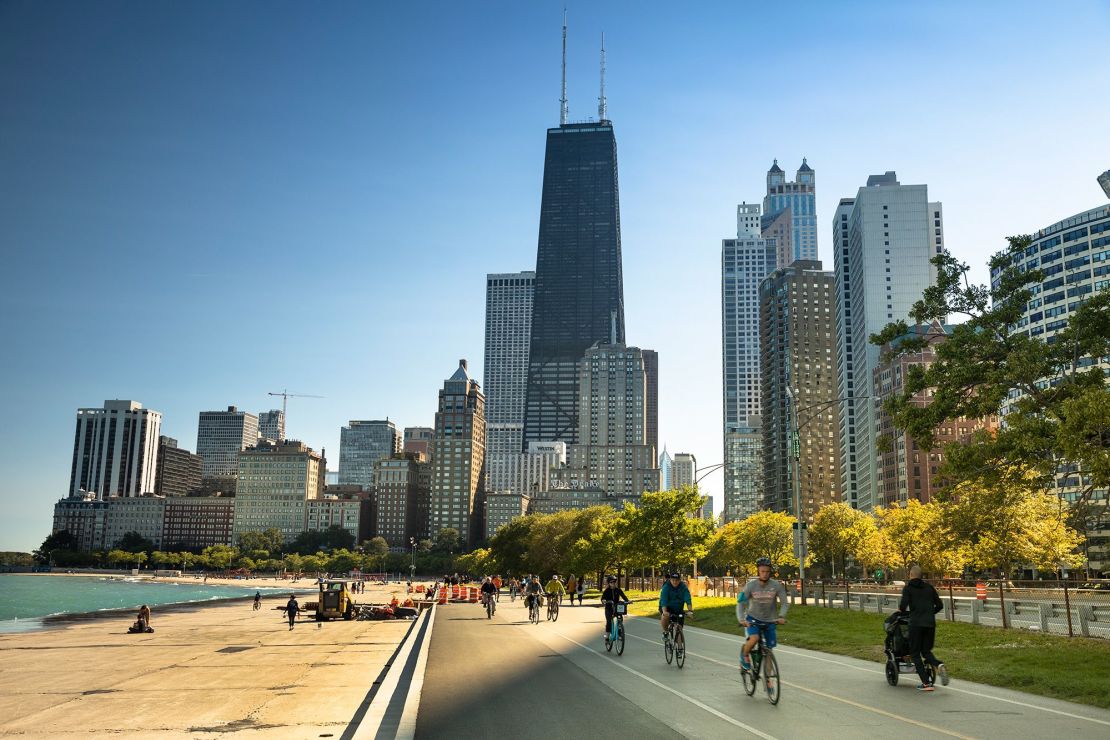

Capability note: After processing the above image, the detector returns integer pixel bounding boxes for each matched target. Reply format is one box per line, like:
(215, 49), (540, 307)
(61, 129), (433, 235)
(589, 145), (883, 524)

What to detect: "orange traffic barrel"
(976, 582), (987, 600)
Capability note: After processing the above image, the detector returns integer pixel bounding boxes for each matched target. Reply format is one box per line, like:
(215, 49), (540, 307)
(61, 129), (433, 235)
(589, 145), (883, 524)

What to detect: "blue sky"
(1, 1), (1108, 552)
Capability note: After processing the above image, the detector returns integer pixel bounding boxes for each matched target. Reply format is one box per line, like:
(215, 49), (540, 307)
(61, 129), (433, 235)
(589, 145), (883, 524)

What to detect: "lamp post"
(409, 537), (416, 584)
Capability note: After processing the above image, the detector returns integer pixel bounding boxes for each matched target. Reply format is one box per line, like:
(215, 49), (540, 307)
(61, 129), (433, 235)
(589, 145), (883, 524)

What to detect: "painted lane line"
(644, 619), (1110, 728)
(556, 632), (780, 740)
(395, 605), (436, 740)
(622, 631), (975, 740)
(351, 609), (428, 740)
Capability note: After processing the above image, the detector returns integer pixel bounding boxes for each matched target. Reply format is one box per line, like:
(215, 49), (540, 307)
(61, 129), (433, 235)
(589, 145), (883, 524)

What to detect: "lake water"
(0, 574), (288, 633)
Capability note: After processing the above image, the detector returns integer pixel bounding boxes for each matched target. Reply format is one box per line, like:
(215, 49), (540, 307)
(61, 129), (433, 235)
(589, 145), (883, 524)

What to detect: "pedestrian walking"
(576, 576), (585, 605)
(566, 575), (578, 605)
(898, 564), (948, 691)
(285, 594), (300, 630)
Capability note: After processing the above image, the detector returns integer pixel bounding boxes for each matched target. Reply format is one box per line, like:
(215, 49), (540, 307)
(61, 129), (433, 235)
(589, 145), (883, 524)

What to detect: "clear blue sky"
(2, 1), (1108, 552)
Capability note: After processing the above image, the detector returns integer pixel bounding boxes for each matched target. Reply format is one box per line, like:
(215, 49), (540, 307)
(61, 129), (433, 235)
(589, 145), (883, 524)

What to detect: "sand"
(0, 583), (435, 738)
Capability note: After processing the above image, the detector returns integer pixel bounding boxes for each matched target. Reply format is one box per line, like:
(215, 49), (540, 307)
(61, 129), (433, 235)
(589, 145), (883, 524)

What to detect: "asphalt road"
(415, 596), (1110, 740)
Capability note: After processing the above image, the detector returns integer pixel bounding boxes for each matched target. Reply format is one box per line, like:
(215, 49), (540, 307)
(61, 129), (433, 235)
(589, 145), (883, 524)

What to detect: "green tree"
(873, 500), (953, 576)
(434, 528), (462, 554)
(566, 507), (621, 579)
(283, 553), (305, 574)
(455, 548), (494, 575)
(807, 503), (876, 578)
(417, 539), (434, 553)
(486, 517), (536, 575)
(289, 525), (355, 554)
(708, 510), (798, 574)
(150, 551), (181, 569)
(115, 531), (156, 553)
(0, 552), (34, 567)
(202, 544), (238, 570)
(618, 487), (713, 572)
(364, 536), (390, 559)
(327, 549), (361, 574)
(33, 530), (78, 564)
(237, 529), (283, 556)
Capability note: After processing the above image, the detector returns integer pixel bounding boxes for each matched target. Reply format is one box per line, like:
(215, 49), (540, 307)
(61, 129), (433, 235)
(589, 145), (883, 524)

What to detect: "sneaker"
(916, 683), (934, 692)
(740, 657), (751, 671)
(937, 664), (949, 686)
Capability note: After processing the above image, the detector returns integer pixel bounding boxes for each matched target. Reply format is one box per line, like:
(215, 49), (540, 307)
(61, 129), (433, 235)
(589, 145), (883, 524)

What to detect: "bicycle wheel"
(763, 649), (780, 705)
(616, 622), (625, 656)
(675, 629), (686, 669)
(551, 601), (559, 622)
(741, 656), (757, 696)
(605, 630), (613, 652)
(664, 631), (674, 664)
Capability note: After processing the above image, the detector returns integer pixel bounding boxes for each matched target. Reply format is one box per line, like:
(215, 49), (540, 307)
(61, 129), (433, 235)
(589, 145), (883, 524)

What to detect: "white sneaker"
(938, 664), (949, 686)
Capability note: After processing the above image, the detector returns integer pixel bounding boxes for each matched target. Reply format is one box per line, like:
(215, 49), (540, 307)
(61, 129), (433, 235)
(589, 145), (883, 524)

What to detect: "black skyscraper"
(523, 121), (626, 446)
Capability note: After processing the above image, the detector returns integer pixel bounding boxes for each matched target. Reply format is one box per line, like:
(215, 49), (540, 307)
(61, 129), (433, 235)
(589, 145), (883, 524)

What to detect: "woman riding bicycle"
(601, 576), (629, 637)
(737, 557), (788, 671)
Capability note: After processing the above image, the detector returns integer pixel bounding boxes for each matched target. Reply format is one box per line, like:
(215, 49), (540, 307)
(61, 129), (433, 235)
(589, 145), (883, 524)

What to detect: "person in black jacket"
(898, 565), (948, 690)
(600, 576), (629, 637)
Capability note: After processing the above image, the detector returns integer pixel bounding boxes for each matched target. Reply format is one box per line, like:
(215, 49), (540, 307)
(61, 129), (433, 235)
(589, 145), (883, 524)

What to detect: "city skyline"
(3, 2), (1110, 550)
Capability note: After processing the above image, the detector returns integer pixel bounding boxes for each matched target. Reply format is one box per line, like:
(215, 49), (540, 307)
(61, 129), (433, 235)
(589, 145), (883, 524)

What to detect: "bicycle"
(546, 593), (560, 622)
(604, 601), (627, 655)
(483, 593), (496, 619)
(252, 599), (261, 611)
(528, 595), (542, 624)
(741, 619), (781, 705)
(663, 610), (690, 668)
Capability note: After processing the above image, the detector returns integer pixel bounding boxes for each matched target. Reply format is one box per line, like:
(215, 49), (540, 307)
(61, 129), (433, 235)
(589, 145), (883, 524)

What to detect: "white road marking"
(352, 608), (428, 740)
(396, 605), (436, 740)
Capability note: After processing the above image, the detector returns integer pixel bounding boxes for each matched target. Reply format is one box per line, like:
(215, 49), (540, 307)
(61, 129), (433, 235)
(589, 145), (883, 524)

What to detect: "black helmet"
(755, 557), (772, 567)
(668, 571), (681, 578)
(606, 575), (617, 584)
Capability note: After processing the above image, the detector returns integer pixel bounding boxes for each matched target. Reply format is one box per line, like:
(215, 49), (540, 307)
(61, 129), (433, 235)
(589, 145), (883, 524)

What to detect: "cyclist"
(524, 575), (544, 613)
(253, 591), (262, 611)
(600, 575), (630, 637)
(480, 577), (497, 613)
(492, 574), (503, 599)
(659, 572), (693, 641)
(737, 557), (788, 671)
(545, 574), (566, 605)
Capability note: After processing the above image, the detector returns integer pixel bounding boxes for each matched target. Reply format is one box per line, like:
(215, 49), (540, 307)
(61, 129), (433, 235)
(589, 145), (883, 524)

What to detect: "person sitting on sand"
(138, 604), (151, 629)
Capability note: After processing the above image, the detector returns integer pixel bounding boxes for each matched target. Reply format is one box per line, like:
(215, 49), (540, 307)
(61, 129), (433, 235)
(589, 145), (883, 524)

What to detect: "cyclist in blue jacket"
(659, 572), (693, 641)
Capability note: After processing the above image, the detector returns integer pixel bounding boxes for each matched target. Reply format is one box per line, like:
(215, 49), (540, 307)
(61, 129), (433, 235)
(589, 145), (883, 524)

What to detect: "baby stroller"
(883, 612), (933, 686)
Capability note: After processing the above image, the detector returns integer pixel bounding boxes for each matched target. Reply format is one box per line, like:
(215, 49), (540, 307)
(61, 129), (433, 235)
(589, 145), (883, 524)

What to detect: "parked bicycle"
(741, 619), (781, 705)
(663, 611), (691, 668)
(546, 592), (560, 622)
(604, 600), (627, 655)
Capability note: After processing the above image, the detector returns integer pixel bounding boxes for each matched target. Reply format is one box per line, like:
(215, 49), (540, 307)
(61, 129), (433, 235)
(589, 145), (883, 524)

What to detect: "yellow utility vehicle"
(315, 580), (356, 621)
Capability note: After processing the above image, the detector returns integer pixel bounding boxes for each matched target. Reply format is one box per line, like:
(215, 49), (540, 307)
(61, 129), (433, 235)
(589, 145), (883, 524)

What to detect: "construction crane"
(267, 389), (323, 437)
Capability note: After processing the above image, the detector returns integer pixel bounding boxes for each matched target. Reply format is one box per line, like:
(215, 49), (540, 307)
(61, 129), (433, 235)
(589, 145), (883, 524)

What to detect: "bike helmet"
(668, 572), (681, 578)
(606, 575), (617, 584)
(755, 557), (772, 567)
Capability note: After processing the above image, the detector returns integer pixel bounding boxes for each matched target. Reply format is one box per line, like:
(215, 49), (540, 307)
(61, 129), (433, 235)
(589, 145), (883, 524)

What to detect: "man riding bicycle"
(601, 575), (629, 637)
(545, 574), (566, 605)
(524, 575), (544, 612)
(480, 576), (497, 612)
(659, 572), (693, 640)
(738, 557), (788, 671)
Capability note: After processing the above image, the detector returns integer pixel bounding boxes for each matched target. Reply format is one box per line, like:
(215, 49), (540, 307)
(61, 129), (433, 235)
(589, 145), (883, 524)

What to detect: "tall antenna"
(560, 9), (568, 126)
(598, 32), (607, 122)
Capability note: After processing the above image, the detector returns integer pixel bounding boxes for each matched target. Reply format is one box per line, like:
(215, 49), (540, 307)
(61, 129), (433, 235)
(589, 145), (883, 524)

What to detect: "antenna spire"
(598, 32), (607, 122)
(560, 9), (568, 125)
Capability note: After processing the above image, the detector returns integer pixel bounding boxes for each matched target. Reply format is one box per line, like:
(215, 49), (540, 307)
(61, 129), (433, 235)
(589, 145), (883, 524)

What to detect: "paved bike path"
(418, 599), (1110, 739)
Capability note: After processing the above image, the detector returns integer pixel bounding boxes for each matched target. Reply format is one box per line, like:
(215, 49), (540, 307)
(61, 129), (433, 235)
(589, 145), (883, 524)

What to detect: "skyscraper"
(403, 427), (434, 458)
(429, 360), (486, 545)
(69, 400), (162, 499)
(524, 117), (626, 447)
(834, 172), (942, 511)
(338, 420), (401, 491)
(760, 260), (840, 522)
(642, 349), (659, 455)
(484, 271), (535, 493)
(258, 409), (285, 442)
(659, 446), (673, 490)
(154, 436), (202, 498)
(722, 204), (777, 521)
(763, 159), (817, 264)
(196, 406), (259, 493)
(672, 452), (696, 489)
(233, 440), (325, 543)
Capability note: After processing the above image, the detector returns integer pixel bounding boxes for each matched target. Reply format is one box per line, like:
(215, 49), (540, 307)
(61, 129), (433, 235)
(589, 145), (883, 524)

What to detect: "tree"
(202, 544), (238, 570)
(618, 487), (713, 572)
(486, 517), (536, 575)
(565, 507), (620, 579)
(707, 511), (798, 574)
(33, 531), (78, 564)
(115, 531), (156, 553)
(289, 526), (354, 554)
(283, 553), (304, 574)
(0, 552), (34, 567)
(417, 539), (434, 553)
(873, 501), (949, 576)
(327, 549), (361, 574)
(150, 551), (181, 569)
(107, 549), (146, 569)
(237, 529), (284, 556)
(807, 503), (876, 578)
(434, 528), (461, 554)
(871, 241), (1110, 506)
(364, 537), (390, 559)
(455, 548), (494, 575)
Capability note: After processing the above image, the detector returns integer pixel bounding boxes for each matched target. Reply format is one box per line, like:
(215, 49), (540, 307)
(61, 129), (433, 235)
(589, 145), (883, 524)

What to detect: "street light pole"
(786, 387), (806, 583)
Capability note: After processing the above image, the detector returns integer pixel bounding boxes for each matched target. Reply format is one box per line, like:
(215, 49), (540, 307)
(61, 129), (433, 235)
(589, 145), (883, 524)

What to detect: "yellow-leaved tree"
(706, 510), (800, 575)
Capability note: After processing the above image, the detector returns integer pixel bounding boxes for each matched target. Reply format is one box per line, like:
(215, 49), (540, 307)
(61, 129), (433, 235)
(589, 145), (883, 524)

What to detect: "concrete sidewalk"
(0, 593), (414, 738)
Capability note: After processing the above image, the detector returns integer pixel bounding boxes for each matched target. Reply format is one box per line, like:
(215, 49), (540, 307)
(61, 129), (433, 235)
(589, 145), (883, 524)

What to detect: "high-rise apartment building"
(484, 271), (535, 493)
(197, 406), (259, 493)
(69, 400), (162, 499)
(659, 446), (673, 490)
(258, 409), (285, 442)
(642, 349), (659, 455)
(760, 260), (840, 522)
(429, 360), (486, 545)
(338, 420), (401, 490)
(154, 436), (202, 497)
(233, 440), (325, 543)
(163, 495), (234, 549)
(763, 159), (817, 264)
(672, 452), (696, 489)
(549, 342), (660, 499)
(722, 204), (777, 521)
(834, 172), (942, 511)
(375, 452), (432, 547)
(485, 491), (530, 538)
(524, 120), (626, 447)
(105, 495), (166, 550)
(403, 427), (434, 458)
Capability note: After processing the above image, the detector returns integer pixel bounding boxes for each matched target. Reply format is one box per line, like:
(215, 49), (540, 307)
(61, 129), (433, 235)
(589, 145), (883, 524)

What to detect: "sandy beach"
(21, 570), (418, 593)
(0, 583), (434, 738)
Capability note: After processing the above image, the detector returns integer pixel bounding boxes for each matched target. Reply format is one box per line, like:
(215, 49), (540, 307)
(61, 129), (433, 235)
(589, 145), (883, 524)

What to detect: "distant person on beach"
(253, 592), (262, 611)
(285, 594), (300, 630)
(128, 604), (153, 634)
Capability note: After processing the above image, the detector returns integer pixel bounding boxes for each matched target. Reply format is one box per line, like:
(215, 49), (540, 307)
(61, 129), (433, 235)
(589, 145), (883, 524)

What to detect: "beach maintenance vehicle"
(313, 580), (356, 621)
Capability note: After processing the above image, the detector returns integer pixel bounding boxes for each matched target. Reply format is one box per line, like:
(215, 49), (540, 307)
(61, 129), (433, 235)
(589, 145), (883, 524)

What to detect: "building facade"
(834, 172), (942, 511)
(485, 491), (530, 539)
(642, 349), (659, 455)
(69, 400), (162, 499)
(305, 494), (370, 546)
(429, 360), (486, 545)
(763, 159), (817, 264)
(672, 452), (696, 490)
(105, 495), (166, 549)
(258, 409), (285, 442)
(197, 406), (259, 493)
(154, 436), (202, 497)
(760, 260), (841, 522)
(484, 271), (535, 492)
(233, 440), (324, 543)
(374, 453), (432, 547)
(162, 495), (234, 550)
(52, 493), (109, 552)
(403, 427), (434, 458)
(722, 204), (778, 521)
(525, 121), (626, 447)
(659, 446), (673, 490)
(338, 419), (401, 490)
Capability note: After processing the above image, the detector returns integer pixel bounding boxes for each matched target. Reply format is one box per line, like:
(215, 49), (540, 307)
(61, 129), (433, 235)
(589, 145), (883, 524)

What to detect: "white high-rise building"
(659, 446), (673, 489)
(834, 172), (942, 511)
(197, 406), (259, 481)
(69, 400), (162, 498)
(483, 271), (535, 493)
(258, 409), (285, 442)
(722, 203), (777, 521)
(672, 452), (696, 489)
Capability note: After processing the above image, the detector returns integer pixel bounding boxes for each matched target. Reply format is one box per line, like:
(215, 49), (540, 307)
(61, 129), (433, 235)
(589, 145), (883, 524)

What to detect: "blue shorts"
(746, 617), (777, 648)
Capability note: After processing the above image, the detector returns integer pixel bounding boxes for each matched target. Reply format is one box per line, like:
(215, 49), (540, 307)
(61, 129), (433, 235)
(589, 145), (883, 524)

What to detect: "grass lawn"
(618, 590), (1110, 710)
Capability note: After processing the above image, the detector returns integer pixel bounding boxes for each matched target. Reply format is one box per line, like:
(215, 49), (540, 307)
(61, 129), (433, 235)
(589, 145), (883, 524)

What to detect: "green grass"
(618, 590), (1110, 710)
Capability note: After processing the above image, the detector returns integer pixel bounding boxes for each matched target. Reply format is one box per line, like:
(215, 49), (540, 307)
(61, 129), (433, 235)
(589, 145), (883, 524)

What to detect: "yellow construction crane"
(267, 389), (323, 436)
